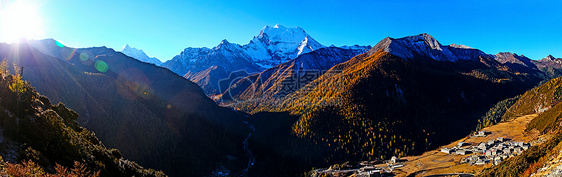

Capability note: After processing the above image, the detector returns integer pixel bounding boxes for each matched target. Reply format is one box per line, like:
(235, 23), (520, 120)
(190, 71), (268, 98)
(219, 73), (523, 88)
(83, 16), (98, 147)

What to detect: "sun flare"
(0, 0), (45, 43)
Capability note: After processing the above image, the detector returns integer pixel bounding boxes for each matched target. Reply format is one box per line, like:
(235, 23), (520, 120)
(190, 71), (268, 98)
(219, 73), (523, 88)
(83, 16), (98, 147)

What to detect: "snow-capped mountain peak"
(162, 25), (339, 76)
(258, 24), (307, 43)
(121, 45), (162, 65)
(219, 39), (230, 45)
(214, 39), (234, 50)
(122, 44), (143, 55)
(245, 24), (325, 68)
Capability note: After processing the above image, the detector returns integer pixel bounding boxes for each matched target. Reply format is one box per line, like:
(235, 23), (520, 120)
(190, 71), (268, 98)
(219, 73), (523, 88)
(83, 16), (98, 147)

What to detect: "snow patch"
(163, 25), (329, 75)
(246, 24), (325, 67)
(121, 45), (163, 65)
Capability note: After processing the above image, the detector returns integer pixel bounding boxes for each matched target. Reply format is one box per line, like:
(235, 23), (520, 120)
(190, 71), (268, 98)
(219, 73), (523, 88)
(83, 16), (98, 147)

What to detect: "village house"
(457, 142), (469, 147)
(475, 159), (487, 165)
(444, 134), (531, 166)
(440, 148), (454, 154)
(455, 149), (471, 155)
(473, 131), (490, 137)
(497, 137), (504, 142)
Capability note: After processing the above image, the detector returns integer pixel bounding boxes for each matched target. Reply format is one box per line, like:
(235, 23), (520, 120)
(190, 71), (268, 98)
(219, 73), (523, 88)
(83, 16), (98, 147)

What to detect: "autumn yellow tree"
(0, 59), (7, 76)
(9, 63), (25, 94)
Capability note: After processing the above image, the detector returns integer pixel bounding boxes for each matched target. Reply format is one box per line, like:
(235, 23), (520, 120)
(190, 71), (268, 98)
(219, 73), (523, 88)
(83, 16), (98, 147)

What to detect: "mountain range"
(123, 25), (370, 96)
(70, 30), (562, 176)
(218, 33), (562, 176)
(218, 46), (369, 104)
(161, 24), (327, 76)
(2, 25), (562, 176)
(0, 40), (250, 176)
(223, 33), (562, 112)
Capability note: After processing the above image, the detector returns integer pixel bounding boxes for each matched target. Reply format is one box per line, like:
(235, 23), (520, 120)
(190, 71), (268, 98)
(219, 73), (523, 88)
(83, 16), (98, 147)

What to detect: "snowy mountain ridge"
(335, 44), (373, 50)
(121, 45), (162, 65)
(244, 24), (325, 68)
(368, 33), (487, 62)
(161, 24), (366, 76)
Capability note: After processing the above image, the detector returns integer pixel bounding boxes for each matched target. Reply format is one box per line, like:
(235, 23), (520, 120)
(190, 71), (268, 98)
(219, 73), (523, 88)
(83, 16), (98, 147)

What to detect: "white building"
(441, 148), (454, 154)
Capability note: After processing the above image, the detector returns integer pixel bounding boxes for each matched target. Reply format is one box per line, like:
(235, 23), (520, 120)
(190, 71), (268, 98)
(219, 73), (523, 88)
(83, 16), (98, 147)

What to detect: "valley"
(240, 111), (257, 176)
(4, 31), (562, 176)
(0, 3), (561, 175)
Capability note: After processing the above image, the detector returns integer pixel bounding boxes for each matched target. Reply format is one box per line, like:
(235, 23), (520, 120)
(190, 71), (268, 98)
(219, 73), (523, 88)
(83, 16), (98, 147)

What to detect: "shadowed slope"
(0, 40), (249, 176)
(0, 68), (164, 176)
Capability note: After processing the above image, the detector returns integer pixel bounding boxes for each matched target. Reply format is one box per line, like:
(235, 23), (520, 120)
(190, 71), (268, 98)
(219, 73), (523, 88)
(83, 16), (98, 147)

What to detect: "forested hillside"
(478, 77), (562, 176)
(0, 61), (164, 176)
(0, 40), (249, 176)
(238, 45), (549, 176)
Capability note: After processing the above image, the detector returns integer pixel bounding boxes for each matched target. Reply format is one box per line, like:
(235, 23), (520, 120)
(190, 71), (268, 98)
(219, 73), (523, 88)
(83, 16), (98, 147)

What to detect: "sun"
(0, 0), (45, 43)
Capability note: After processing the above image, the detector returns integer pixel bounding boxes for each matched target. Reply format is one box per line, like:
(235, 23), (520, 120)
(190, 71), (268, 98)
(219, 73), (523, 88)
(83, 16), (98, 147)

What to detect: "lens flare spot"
(95, 60), (109, 73)
(79, 52), (89, 61)
(64, 48), (77, 61)
(115, 69), (154, 100)
(55, 40), (65, 48)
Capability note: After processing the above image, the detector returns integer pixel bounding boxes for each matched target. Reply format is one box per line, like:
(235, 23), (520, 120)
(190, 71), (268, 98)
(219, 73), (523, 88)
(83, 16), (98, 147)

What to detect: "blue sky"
(1, 0), (561, 61)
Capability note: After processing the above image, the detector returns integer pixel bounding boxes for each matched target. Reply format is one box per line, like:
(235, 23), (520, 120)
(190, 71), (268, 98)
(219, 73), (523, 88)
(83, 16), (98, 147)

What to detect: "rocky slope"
(218, 47), (369, 105)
